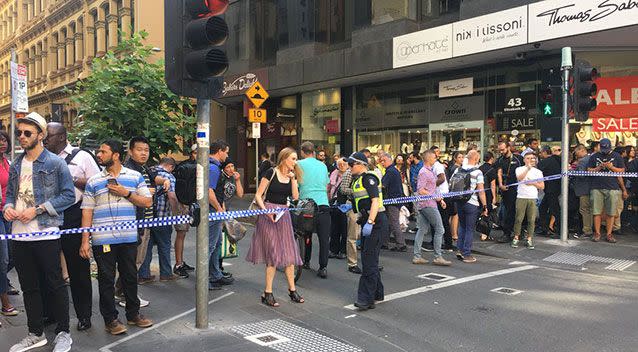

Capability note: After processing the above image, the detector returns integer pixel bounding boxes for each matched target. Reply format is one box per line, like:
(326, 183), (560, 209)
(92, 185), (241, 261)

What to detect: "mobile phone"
(107, 178), (118, 186)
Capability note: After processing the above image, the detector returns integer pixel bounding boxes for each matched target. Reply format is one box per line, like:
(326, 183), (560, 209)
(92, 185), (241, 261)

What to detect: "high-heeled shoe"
(288, 290), (304, 303)
(261, 292), (279, 307)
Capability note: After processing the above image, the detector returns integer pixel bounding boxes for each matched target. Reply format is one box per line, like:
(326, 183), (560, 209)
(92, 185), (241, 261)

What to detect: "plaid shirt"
(154, 166), (176, 217)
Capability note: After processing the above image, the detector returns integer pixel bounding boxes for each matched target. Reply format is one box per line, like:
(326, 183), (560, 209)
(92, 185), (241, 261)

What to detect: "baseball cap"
(599, 138), (612, 153)
(540, 145), (551, 154)
(20, 112), (48, 136)
(221, 158), (234, 169)
(347, 152), (368, 166)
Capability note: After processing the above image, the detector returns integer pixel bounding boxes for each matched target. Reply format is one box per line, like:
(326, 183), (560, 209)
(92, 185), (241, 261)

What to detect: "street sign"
(11, 62), (28, 113)
(252, 122), (261, 139)
(248, 108), (267, 123)
(245, 81), (268, 108)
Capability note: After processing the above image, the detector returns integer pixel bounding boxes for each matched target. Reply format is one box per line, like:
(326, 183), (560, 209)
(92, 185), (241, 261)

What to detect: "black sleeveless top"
(262, 168), (292, 205)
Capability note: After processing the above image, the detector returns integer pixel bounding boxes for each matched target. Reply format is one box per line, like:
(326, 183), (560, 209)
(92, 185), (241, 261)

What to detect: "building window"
(302, 88), (342, 157)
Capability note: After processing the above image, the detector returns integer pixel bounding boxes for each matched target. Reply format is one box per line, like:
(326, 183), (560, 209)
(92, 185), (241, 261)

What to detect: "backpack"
(290, 198), (317, 234)
(448, 168), (477, 203)
(64, 148), (100, 170)
(173, 161), (197, 205)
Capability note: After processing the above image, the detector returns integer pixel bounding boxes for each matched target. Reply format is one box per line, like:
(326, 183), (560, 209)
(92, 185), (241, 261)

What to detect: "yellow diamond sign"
(245, 81), (269, 108)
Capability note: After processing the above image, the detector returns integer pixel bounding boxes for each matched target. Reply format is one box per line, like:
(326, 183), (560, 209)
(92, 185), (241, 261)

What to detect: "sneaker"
(138, 276), (155, 285)
(210, 276), (234, 286)
(9, 333), (47, 352)
(432, 256), (452, 266)
(1, 306), (18, 316)
(7, 284), (19, 295)
(328, 252), (338, 259)
(222, 271), (233, 278)
(462, 255), (477, 263)
(526, 238), (535, 250)
(208, 282), (222, 290)
(119, 296), (150, 308)
(442, 244), (456, 252)
(348, 266), (362, 274)
(455, 251), (464, 261)
(412, 257), (428, 265)
(173, 264), (189, 278)
(127, 314), (153, 328)
(511, 239), (519, 248)
(408, 228), (417, 234)
(182, 262), (195, 271)
(160, 274), (180, 282)
(52, 332), (72, 352)
(421, 243), (434, 252)
(105, 319), (127, 335)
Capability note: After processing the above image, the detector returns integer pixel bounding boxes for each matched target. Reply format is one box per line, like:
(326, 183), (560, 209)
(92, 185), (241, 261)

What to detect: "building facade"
(219, 0), (638, 190)
(0, 0), (164, 129)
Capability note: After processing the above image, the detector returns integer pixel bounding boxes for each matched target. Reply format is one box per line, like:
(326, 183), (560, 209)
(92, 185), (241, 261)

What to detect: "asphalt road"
(2, 223), (637, 352)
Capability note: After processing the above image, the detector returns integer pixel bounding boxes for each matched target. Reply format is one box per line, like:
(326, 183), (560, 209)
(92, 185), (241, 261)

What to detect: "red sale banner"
(590, 76), (638, 119)
(593, 117), (638, 132)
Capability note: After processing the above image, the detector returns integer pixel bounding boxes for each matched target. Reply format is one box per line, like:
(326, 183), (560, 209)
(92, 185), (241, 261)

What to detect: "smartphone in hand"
(107, 178), (118, 186)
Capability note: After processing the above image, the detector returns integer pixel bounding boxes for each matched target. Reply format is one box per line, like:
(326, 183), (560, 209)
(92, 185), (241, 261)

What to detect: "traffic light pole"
(560, 48), (572, 243)
(195, 98), (211, 328)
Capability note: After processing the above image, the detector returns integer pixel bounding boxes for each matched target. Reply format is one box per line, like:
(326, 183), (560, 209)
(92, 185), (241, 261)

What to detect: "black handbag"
(475, 215), (492, 236)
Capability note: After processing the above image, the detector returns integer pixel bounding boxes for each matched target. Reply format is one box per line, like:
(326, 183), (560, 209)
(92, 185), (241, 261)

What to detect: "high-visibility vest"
(352, 171), (385, 213)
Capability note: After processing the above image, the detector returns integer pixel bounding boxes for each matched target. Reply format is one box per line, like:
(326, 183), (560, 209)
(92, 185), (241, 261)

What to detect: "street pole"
(10, 49), (16, 162)
(195, 98), (210, 328)
(560, 47), (572, 243)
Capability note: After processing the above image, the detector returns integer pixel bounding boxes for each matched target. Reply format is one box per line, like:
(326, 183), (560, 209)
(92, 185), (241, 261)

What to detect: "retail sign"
(593, 117), (638, 132)
(248, 108), (267, 123)
(245, 81), (269, 108)
(11, 62), (28, 113)
(222, 69), (268, 97)
(392, 24), (452, 68)
(429, 95), (485, 124)
(528, 0), (638, 42)
(325, 119), (339, 134)
(439, 77), (473, 98)
(452, 5), (527, 57)
(497, 113), (537, 131)
(590, 76), (638, 119)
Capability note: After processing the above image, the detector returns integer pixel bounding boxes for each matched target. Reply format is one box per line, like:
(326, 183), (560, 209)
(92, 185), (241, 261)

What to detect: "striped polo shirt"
(81, 166), (151, 246)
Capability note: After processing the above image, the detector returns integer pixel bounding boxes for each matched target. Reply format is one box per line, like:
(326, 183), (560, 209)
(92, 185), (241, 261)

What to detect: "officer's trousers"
(357, 212), (387, 305)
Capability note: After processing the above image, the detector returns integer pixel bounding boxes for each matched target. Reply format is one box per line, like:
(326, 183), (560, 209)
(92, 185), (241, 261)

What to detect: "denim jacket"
(4, 149), (76, 229)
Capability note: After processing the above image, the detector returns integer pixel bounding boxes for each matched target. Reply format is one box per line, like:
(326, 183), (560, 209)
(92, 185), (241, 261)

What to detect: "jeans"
(0, 238), (7, 294)
(357, 212), (386, 305)
(457, 202), (480, 257)
(13, 239), (70, 335)
(94, 242), (140, 324)
(539, 192), (559, 231)
(385, 205), (406, 246)
(437, 202), (453, 247)
(329, 208), (347, 254)
(414, 207), (445, 258)
(208, 220), (224, 282)
(304, 206), (331, 269)
(139, 225), (173, 278)
(500, 188), (517, 236)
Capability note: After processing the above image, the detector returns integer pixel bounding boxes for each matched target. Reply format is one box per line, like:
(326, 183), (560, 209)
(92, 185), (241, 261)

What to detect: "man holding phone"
(80, 139), (154, 335)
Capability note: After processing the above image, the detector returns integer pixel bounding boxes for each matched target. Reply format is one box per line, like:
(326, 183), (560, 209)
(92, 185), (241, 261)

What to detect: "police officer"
(348, 152), (387, 310)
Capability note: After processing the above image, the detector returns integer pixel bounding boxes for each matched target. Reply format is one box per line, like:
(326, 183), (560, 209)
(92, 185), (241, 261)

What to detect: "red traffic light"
(186, 0), (228, 18)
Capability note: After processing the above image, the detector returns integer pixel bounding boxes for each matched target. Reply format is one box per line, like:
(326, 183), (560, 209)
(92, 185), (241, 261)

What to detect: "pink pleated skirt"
(245, 202), (303, 268)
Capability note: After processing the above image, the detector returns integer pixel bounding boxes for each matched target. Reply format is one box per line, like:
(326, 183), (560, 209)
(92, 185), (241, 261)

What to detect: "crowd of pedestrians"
(1, 112), (635, 351)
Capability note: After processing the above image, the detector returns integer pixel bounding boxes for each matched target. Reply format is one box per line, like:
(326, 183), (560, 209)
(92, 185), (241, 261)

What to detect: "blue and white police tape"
(568, 170), (638, 178)
(0, 207), (290, 240)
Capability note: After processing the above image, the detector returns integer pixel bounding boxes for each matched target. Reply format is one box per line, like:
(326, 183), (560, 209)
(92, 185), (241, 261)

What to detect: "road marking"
(99, 292), (234, 352)
(344, 265), (538, 310)
(344, 314), (357, 319)
(543, 252), (636, 271)
(509, 261), (529, 265)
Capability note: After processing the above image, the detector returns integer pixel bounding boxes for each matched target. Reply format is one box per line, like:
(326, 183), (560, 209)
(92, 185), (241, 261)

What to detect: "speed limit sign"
(248, 108), (267, 123)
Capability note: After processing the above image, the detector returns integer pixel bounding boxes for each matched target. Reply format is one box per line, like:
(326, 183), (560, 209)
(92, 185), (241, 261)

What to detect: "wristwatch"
(35, 206), (45, 215)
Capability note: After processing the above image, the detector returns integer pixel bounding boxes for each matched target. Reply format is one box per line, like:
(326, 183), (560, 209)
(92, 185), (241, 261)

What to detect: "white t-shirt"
(452, 165), (484, 207)
(515, 166), (544, 199)
(12, 159), (59, 241)
(433, 161), (449, 194)
(58, 144), (101, 204)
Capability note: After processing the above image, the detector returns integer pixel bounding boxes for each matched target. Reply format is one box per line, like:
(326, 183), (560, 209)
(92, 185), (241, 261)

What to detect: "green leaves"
(69, 30), (195, 159)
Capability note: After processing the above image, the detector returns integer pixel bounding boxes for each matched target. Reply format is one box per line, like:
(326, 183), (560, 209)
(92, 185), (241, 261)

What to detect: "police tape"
(0, 207), (290, 240)
(1, 170), (635, 240)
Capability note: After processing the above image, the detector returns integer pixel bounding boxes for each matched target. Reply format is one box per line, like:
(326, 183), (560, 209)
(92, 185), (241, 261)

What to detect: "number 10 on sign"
(248, 108), (267, 123)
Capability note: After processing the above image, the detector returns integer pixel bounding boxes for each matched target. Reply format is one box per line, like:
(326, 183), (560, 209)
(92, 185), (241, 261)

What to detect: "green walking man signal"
(543, 102), (553, 116)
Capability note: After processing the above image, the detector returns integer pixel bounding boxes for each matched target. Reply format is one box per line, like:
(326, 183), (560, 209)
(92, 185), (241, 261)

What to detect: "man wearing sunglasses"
(4, 112), (76, 352)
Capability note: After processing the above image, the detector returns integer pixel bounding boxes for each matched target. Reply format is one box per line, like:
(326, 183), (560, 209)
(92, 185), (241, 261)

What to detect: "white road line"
(344, 314), (357, 319)
(99, 292), (234, 352)
(344, 265), (538, 310)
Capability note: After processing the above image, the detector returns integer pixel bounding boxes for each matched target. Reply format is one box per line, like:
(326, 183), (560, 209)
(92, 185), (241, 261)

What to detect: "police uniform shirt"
(355, 173), (380, 212)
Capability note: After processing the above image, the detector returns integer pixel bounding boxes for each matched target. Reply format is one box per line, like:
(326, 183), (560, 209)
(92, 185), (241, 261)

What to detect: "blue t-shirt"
(297, 157), (330, 206)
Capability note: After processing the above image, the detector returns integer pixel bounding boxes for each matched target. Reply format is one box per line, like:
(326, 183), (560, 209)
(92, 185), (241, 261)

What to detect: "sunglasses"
(15, 129), (37, 138)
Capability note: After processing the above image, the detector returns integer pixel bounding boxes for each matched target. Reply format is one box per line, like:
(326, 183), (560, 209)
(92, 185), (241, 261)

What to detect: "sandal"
(1, 307), (18, 316)
(288, 290), (305, 303)
(261, 292), (279, 307)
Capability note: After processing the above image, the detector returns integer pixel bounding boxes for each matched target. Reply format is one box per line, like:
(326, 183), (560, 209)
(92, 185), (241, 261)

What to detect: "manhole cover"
(244, 332), (290, 347)
(417, 273), (455, 281)
(491, 287), (523, 296)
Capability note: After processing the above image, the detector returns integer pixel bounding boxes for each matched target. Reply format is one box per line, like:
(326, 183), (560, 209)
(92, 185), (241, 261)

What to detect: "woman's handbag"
(249, 168), (276, 211)
(224, 218), (247, 243)
(475, 214), (492, 236)
(220, 228), (238, 259)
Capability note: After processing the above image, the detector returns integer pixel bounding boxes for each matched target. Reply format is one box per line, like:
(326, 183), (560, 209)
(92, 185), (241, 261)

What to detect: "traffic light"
(572, 60), (598, 122)
(540, 88), (554, 117)
(164, 0), (229, 99)
(539, 67), (561, 118)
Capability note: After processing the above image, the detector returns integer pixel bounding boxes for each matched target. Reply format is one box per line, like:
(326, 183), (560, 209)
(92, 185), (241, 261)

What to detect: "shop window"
(371, 0), (416, 25)
(301, 88), (341, 156)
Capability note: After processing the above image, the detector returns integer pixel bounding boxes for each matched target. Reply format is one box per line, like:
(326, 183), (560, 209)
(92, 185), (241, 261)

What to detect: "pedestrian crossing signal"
(543, 102), (553, 116)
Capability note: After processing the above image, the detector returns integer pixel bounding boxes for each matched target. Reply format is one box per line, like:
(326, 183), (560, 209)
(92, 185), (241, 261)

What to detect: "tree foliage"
(69, 31), (195, 157)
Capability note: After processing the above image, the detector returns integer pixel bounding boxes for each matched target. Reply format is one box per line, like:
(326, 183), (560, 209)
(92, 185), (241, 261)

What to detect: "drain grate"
(232, 319), (362, 352)
(543, 252), (636, 271)
(491, 287), (523, 296)
(417, 273), (455, 281)
(244, 332), (291, 347)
